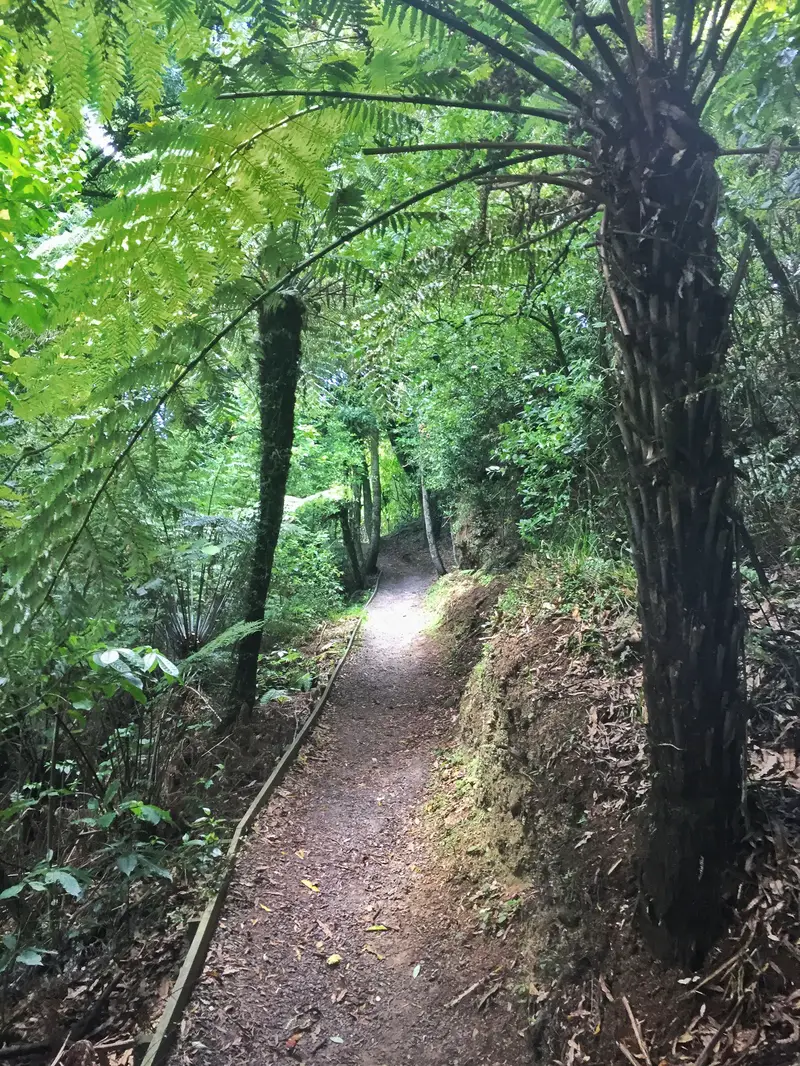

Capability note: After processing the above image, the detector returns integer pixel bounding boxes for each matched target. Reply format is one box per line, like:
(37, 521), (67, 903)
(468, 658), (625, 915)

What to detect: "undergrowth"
(0, 575), (361, 1034)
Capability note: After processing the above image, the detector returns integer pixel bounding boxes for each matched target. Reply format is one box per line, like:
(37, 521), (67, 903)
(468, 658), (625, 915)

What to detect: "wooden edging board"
(139, 574), (382, 1066)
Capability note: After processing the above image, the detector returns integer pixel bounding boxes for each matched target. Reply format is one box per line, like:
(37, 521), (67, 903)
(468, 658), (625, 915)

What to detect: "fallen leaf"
(363, 943), (384, 960)
(301, 879), (320, 893)
(366, 924), (388, 932)
(412, 963), (421, 978)
(327, 954), (342, 966)
(330, 1036), (344, 1044)
(296, 849), (306, 858)
(259, 903), (271, 912)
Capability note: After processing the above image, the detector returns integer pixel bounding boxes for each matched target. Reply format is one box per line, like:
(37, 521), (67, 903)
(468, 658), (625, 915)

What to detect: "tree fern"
(48, 2), (92, 130)
(83, 2), (128, 121)
(4, 0), (213, 127)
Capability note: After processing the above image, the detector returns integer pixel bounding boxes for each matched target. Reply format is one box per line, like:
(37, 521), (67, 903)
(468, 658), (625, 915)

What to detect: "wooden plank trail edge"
(140, 574), (383, 1066)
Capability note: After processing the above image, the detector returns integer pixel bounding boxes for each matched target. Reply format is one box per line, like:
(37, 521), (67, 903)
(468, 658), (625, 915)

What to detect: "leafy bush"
(266, 520), (345, 631)
(498, 361), (610, 539)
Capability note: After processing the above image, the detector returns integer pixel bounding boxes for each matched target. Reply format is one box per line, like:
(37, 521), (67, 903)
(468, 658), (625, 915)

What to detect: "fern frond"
(49, 1), (90, 131)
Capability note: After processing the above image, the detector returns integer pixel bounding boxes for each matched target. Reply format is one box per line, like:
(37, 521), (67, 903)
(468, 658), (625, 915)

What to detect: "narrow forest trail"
(173, 545), (529, 1066)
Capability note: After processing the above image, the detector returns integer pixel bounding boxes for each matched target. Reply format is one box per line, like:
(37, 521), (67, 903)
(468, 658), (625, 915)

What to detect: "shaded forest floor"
(172, 536), (529, 1065)
(9, 536), (798, 1066)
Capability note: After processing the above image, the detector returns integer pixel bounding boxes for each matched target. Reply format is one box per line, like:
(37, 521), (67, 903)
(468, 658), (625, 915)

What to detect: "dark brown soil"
(172, 543), (529, 1066)
(431, 565), (800, 1066)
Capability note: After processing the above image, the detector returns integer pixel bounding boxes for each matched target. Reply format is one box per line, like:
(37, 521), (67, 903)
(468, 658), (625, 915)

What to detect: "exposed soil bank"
(172, 543), (528, 1065)
(430, 558), (800, 1066)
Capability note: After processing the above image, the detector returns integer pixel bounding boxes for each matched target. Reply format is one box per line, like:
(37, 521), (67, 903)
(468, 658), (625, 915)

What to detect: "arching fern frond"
(5, 0), (213, 129)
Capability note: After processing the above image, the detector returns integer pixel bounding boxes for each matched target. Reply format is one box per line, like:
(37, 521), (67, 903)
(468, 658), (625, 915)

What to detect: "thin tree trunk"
(350, 479), (365, 573)
(602, 127), (745, 965)
(450, 521), (461, 569)
(421, 479), (446, 576)
(339, 506), (363, 589)
(228, 295), (303, 718)
(364, 430), (381, 574)
(361, 467), (373, 543)
(429, 490), (443, 539)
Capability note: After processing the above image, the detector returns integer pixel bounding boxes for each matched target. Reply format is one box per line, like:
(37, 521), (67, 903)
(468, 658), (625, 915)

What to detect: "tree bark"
(361, 467), (373, 543)
(601, 118), (745, 965)
(228, 295), (303, 718)
(339, 506), (363, 589)
(364, 430), (381, 574)
(421, 479), (446, 576)
(450, 521), (461, 569)
(350, 479), (365, 573)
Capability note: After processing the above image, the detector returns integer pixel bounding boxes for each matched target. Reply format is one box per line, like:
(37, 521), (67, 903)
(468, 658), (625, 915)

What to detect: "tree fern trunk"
(602, 119), (745, 965)
(228, 296), (303, 719)
(364, 429), (381, 575)
(421, 479), (446, 576)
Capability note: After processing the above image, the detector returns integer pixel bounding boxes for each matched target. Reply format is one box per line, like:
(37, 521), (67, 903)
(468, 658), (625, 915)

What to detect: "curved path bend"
(173, 550), (528, 1066)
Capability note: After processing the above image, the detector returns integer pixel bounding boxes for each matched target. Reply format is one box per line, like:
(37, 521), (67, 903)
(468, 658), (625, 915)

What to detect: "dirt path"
(173, 549), (529, 1066)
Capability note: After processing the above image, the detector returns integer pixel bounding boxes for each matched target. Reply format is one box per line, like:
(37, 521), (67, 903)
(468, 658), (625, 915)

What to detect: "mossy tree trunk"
(228, 295), (303, 719)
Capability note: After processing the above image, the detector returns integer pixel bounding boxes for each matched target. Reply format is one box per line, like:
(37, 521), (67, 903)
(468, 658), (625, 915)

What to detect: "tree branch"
(726, 233), (752, 310)
(696, 0), (758, 112)
(718, 144), (800, 156)
(486, 171), (608, 202)
(483, 0), (609, 94)
(676, 0), (698, 78)
(216, 88), (573, 124)
(608, 0), (646, 72)
(506, 207), (599, 252)
(731, 209), (800, 318)
(689, 0), (718, 59)
(648, 0), (665, 61)
(388, 0), (587, 110)
(563, 0), (638, 110)
(689, 0), (735, 91)
(363, 141), (592, 159)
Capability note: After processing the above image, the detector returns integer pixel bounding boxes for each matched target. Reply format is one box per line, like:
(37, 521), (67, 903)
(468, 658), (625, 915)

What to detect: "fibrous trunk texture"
(229, 295), (303, 717)
(364, 430), (381, 575)
(421, 480), (447, 577)
(600, 102), (745, 965)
